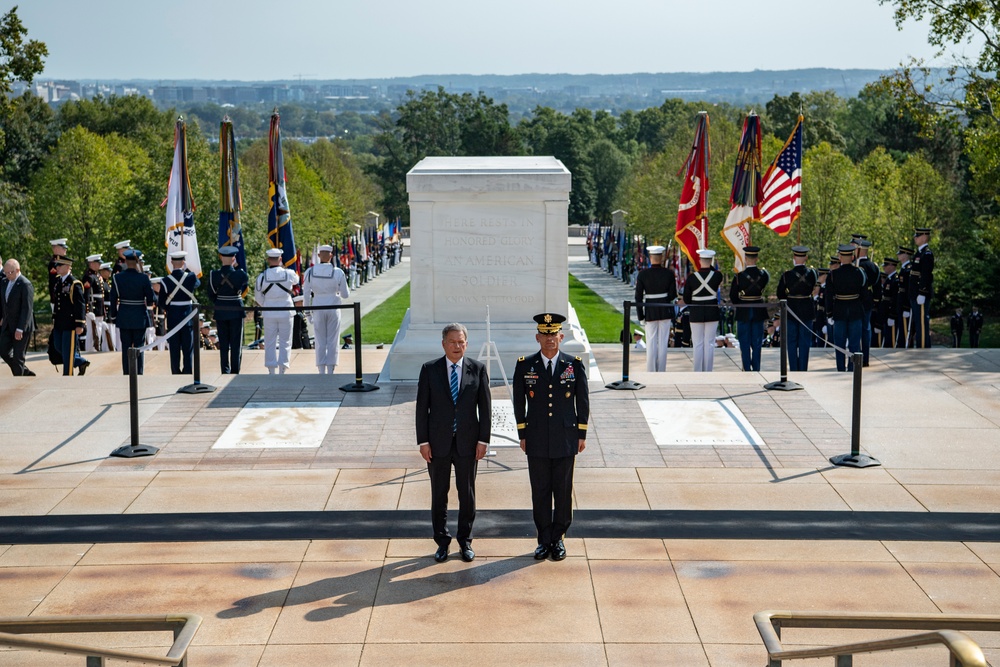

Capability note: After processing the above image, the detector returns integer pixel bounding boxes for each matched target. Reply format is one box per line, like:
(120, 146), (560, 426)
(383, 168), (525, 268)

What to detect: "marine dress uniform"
(683, 249), (724, 372)
(81, 254), (106, 352)
(729, 246), (770, 372)
(108, 249), (156, 374)
(254, 248), (300, 374)
(160, 251), (201, 375)
(633, 245), (677, 372)
(207, 246), (249, 374)
(776, 246), (817, 370)
(513, 313), (589, 562)
(302, 246), (351, 375)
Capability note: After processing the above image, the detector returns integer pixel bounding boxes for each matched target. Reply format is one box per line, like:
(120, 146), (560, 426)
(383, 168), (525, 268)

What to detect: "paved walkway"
(2, 250), (1000, 666)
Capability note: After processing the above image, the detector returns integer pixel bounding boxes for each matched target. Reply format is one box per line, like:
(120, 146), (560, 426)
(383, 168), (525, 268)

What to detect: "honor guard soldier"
(729, 245), (769, 372)
(825, 244), (867, 372)
(814, 268), (829, 347)
(108, 249), (156, 374)
(672, 297), (692, 348)
(112, 240), (131, 275)
(950, 308), (964, 348)
(148, 277), (167, 349)
(254, 247), (299, 374)
(855, 239), (881, 366)
(48, 238), (68, 306)
(683, 248), (724, 372)
(51, 256), (90, 376)
(776, 246), (817, 370)
(302, 244), (350, 374)
(908, 227), (935, 347)
(968, 306), (984, 348)
(291, 294), (312, 350)
(98, 262), (117, 351)
(513, 313), (589, 562)
(81, 254), (106, 352)
(633, 244), (677, 372)
(207, 246), (249, 374)
(896, 246), (914, 347)
(160, 251), (200, 374)
(880, 257), (900, 347)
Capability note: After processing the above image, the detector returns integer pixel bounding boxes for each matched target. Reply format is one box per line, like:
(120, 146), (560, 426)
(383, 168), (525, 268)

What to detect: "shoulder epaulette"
(575, 356), (582, 361)
(518, 356), (524, 362)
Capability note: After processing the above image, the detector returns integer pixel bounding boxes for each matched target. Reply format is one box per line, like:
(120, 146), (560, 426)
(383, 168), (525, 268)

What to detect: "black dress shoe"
(550, 540), (567, 561)
(78, 360), (90, 376)
(21, 369), (35, 377)
(434, 545), (449, 563)
(533, 544), (550, 560)
(459, 545), (475, 562)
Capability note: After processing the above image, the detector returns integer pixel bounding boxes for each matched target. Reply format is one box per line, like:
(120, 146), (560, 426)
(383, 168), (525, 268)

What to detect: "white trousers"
(313, 309), (342, 369)
(645, 319), (670, 372)
(264, 315), (293, 369)
(691, 321), (718, 372)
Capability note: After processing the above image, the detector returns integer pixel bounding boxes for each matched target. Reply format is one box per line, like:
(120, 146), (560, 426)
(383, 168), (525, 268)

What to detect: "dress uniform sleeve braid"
(575, 356), (589, 439)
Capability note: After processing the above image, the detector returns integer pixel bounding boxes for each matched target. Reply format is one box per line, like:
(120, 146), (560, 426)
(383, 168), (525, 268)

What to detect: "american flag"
(760, 117), (803, 236)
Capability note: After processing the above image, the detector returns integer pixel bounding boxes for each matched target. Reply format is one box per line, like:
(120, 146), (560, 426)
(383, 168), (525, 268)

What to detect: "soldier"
(814, 268), (829, 347)
(291, 295), (312, 350)
(302, 244), (351, 374)
(683, 248), (724, 372)
(160, 251), (200, 374)
(51, 256), (90, 376)
(513, 313), (589, 562)
(108, 249), (156, 374)
(908, 227), (935, 348)
(896, 246), (914, 347)
(825, 244), (867, 372)
(729, 245), (769, 372)
(776, 245), (817, 371)
(633, 244), (677, 372)
(672, 297), (692, 348)
(950, 308), (964, 348)
(207, 246), (249, 374)
(47, 238), (68, 306)
(880, 257), (900, 347)
(855, 239), (881, 366)
(968, 306), (984, 348)
(112, 240), (131, 275)
(97, 262), (117, 351)
(81, 254), (105, 352)
(254, 247), (299, 374)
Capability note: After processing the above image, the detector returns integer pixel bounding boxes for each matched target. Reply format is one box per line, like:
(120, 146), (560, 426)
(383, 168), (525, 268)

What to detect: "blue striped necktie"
(450, 363), (459, 404)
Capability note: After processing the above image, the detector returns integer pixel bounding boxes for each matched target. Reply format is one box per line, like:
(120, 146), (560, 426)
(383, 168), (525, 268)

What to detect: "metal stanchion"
(178, 304), (216, 395)
(829, 351), (880, 468)
(110, 347), (159, 458)
(340, 301), (379, 392)
(606, 301), (645, 391)
(764, 300), (803, 392)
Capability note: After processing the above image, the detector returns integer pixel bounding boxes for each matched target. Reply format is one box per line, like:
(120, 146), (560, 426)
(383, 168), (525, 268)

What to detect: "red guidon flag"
(675, 112), (711, 266)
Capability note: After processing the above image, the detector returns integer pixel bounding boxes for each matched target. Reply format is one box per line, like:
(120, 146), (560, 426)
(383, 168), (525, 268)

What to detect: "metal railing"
(0, 613), (201, 666)
(755, 610), (999, 666)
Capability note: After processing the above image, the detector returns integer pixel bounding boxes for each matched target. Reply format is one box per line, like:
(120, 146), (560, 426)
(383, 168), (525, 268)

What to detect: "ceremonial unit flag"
(165, 118), (202, 276)
(218, 118), (245, 269)
(720, 114), (763, 272)
(267, 110), (297, 268)
(760, 115), (803, 237)
(675, 112), (711, 265)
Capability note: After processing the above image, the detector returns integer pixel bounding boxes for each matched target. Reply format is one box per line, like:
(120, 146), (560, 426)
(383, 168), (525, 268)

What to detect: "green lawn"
(341, 283), (411, 345)
(568, 273), (633, 343)
(931, 317), (999, 348)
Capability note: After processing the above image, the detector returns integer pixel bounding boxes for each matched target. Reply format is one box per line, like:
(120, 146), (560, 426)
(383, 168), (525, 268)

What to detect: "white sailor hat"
(114, 240), (131, 249)
(318, 244), (333, 253)
(99, 262), (112, 270)
(697, 248), (716, 259)
(169, 251), (187, 261)
(265, 248), (284, 258)
(647, 245), (666, 254)
(150, 277), (163, 284)
(86, 254), (102, 262)
(209, 329), (218, 337)
(50, 238), (68, 247)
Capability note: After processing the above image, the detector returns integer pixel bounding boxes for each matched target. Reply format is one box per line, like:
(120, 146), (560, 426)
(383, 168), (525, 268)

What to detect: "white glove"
(916, 295), (926, 305)
(902, 311), (910, 319)
(821, 325), (828, 335)
(887, 318), (895, 327)
(874, 327), (881, 335)
(827, 318), (835, 327)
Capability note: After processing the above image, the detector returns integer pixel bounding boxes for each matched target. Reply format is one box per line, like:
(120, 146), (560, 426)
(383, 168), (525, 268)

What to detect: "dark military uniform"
(897, 252), (913, 347)
(634, 261), (677, 372)
(968, 309), (984, 348)
(513, 317), (589, 556)
(207, 255), (249, 374)
(729, 252), (769, 372)
(825, 251), (867, 372)
(908, 236), (934, 348)
(108, 259), (156, 375)
(776, 257), (817, 370)
(857, 253), (881, 365)
(880, 261), (900, 348)
(51, 268), (88, 376)
(814, 270), (829, 348)
(160, 264), (200, 375)
(672, 305), (692, 348)
(950, 311), (964, 348)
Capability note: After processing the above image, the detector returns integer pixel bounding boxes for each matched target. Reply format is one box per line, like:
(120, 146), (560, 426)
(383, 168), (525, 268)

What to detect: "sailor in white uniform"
(302, 244), (350, 374)
(254, 247), (300, 374)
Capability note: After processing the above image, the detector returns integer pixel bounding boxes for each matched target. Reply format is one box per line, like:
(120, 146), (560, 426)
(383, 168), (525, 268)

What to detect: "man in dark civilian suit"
(513, 313), (589, 562)
(108, 249), (156, 374)
(0, 259), (36, 376)
(415, 322), (492, 563)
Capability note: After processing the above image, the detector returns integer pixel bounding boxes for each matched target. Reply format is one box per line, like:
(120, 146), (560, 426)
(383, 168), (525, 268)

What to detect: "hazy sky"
(17, 0), (954, 80)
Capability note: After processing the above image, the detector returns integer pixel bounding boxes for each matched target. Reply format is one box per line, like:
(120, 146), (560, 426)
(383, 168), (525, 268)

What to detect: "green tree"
(765, 91), (847, 151)
(0, 6), (47, 148)
(588, 138), (630, 223)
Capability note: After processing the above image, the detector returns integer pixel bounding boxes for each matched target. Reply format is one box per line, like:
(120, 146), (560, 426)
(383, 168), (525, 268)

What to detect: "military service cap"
(897, 246), (914, 255)
(53, 256), (74, 266)
(791, 246), (809, 257)
(123, 249), (143, 261)
(265, 248), (283, 258)
(50, 238), (68, 248)
(114, 240), (131, 249)
(86, 254), (102, 263)
(914, 227), (932, 236)
(837, 244), (856, 256)
(857, 239), (872, 248)
(883, 257), (898, 266)
(99, 262), (112, 271)
(697, 248), (716, 258)
(743, 246), (761, 257)
(534, 312), (567, 334)
(218, 246), (239, 257)
(647, 245), (666, 255)
(318, 244), (334, 253)
(818, 268), (829, 275)
(169, 251), (187, 261)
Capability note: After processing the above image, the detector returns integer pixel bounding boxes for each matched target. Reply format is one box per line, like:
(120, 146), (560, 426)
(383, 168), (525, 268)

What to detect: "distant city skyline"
(19, 0), (958, 81)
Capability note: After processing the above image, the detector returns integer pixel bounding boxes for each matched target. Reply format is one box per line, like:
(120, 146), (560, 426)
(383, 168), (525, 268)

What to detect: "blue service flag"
(267, 111), (297, 268)
(219, 119), (246, 269)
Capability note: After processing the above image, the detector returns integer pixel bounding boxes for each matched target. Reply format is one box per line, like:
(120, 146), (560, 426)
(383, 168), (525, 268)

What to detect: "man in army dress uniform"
(776, 246), (817, 371)
(633, 244), (676, 372)
(207, 246), (249, 374)
(254, 247), (300, 374)
(47, 239), (68, 306)
(814, 268), (829, 347)
(51, 256), (90, 376)
(108, 249), (156, 374)
(950, 308), (964, 348)
(730, 245), (769, 372)
(825, 244), (867, 372)
(160, 251), (201, 375)
(880, 257), (900, 347)
(855, 239), (881, 366)
(908, 228), (935, 348)
(513, 313), (589, 562)
(968, 306), (984, 348)
(896, 246), (914, 347)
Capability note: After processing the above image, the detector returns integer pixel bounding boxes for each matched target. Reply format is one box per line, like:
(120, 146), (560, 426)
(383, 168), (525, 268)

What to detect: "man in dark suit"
(415, 323), (492, 564)
(0, 259), (36, 376)
(513, 313), (589, 562)
(108, 249), (156, 374)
